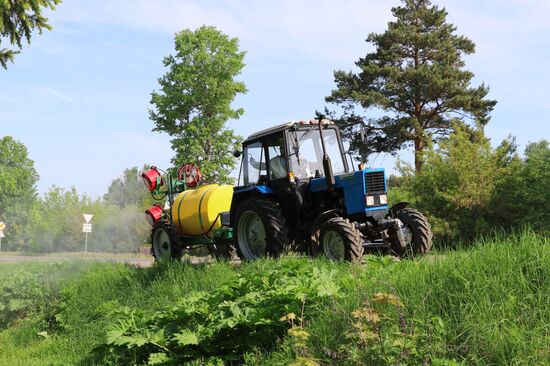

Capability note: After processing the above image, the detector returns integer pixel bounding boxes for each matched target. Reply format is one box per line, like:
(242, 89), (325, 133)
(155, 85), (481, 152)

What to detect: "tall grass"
(303, 229), (549, 365)
(0, 230), (547, 365)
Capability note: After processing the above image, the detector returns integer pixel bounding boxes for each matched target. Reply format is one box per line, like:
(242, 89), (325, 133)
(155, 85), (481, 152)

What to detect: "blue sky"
(1, 0), (548, 198)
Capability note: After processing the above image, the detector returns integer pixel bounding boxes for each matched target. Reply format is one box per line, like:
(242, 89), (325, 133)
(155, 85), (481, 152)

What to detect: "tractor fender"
(230, 185), (275, 224)
(311, 209), (342, 238)
(388, 202), (410, 218)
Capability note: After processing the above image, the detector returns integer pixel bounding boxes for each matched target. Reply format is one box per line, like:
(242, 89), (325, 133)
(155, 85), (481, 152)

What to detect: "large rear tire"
(233, 198), (289, 260)
(318, 217), (363, 262)
(151, 222), (182, 261)
(390, 208), (433, 257)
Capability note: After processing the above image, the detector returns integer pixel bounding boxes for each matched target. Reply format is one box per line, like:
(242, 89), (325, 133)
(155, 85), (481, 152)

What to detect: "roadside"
(0, 252), (154, 267)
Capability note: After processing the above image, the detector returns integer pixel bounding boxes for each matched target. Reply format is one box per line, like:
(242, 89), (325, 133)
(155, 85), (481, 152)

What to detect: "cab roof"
(245, 119), (334, 141)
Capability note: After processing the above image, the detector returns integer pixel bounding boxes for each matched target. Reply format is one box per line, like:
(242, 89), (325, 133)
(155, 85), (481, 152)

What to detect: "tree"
(0, 136), (39, 248)
(327, 0), (496, 172)
(104, 166), (151, 209)
(0, 0), (61, 69)
(392, 127), (511, 240)
(150, 26), (247, 184)
(489, 140), (550, 233)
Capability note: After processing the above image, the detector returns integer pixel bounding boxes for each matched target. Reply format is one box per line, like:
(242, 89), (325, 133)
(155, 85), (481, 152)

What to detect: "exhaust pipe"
(317, 114), (335, 190)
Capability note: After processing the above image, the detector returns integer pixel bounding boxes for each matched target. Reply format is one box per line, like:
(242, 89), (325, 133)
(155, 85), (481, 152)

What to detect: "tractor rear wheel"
(151, 222), (181, 261)
(318, 217), (363, 262)
(390, 208), (433, 257)
(233, 198), (289, 260)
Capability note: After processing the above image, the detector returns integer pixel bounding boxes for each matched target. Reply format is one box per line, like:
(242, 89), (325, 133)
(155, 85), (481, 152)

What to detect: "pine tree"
(327, 0), (496, 172)
(0, 0), (60, 69)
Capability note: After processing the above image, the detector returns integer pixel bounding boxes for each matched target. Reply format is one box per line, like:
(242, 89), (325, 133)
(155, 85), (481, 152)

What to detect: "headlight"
(366, 195), (375, 206)
(379, 194), (388, 205)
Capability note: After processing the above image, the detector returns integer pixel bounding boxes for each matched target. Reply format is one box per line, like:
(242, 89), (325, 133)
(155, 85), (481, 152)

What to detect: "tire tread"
(321, 217), (364, 261)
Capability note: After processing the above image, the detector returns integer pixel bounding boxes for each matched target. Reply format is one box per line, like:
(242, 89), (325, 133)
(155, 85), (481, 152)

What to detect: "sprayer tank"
(171, 184), (233, 236)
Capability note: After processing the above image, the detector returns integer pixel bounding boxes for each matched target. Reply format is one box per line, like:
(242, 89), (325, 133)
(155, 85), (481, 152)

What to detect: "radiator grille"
(365, 171), (385, 193)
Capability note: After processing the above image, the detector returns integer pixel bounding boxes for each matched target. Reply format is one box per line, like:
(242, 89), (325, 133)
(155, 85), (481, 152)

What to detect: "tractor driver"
(250, 138), (287, 180)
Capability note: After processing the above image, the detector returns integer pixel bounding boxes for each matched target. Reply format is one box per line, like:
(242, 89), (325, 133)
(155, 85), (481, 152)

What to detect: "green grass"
(0, 230), (548, 365)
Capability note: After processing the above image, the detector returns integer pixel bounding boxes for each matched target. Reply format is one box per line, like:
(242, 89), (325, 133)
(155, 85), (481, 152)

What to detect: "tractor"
(142, 118), (433, 261)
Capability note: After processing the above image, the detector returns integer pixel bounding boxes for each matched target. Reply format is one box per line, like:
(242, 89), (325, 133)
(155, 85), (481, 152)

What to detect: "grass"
(0, 230), (548, 365)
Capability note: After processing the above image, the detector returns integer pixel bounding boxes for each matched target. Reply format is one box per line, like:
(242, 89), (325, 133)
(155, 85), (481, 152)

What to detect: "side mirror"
(233, 150), (242, 158)
(360, 126), (368, 143)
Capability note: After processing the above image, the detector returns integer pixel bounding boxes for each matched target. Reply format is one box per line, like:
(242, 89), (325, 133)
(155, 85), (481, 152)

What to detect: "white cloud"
(49, 0), (398, 62)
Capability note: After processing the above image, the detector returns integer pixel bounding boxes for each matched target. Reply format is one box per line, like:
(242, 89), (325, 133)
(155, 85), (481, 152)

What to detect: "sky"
(1, 0), (549, 199)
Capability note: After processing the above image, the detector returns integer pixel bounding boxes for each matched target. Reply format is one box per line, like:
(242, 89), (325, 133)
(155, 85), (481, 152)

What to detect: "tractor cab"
(238, 120), (348, 187)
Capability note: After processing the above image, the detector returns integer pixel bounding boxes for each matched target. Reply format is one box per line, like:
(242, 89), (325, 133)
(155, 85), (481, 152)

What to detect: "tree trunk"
(414, 136), (424, 173)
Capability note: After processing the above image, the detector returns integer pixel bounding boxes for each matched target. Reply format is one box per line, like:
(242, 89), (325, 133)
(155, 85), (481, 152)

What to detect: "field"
(0, 230), (548, 365)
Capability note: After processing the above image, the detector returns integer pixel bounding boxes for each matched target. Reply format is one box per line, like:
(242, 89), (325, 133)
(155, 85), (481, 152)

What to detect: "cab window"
(265, 138), (288, 180)
(243, 141), (265, 185)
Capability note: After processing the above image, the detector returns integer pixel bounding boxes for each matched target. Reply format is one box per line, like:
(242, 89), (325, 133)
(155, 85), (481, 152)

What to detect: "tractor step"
(362, 240), (389, 249)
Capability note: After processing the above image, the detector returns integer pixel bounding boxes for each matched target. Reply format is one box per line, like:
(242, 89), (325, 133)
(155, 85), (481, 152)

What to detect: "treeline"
(389, 127), (549, 243)
(0, 136), (152, 253)
(24, 176), (152, 253)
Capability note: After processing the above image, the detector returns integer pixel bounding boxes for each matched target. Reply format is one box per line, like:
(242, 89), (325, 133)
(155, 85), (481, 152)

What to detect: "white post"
(84, 232), (88, 253)
(0, 237), (2, 253)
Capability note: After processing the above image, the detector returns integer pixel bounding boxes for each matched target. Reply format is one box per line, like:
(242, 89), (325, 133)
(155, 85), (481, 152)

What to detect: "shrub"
(388, 126), (549, 243)
(92, 259), (344, 365)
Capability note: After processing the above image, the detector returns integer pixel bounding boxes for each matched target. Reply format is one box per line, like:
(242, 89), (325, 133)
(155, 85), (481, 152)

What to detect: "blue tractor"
(229, 118), (433, 261)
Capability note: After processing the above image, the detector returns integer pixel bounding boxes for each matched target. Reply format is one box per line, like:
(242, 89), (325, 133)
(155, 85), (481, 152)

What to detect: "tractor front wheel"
(151, 222), (181, 261)
(389, 208), (433, 258)
(318, 217), (363, 262)
(233, 198), (289, 260)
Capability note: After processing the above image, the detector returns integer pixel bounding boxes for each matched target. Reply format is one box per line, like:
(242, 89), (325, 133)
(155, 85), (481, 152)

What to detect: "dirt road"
(0, 253), (154, 267)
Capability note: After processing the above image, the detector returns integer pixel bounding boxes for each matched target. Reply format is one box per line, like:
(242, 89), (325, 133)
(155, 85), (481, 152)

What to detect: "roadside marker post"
(82, 215), (93, 253)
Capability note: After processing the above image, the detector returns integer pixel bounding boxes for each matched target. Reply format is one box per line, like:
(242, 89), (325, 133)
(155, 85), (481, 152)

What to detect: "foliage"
(489, 140), (550, 233)
(91, 203), (151, 252)
(0, 270), (47, 327)
(93, 260), (342, 365)
(0, 136), (39, 249)
(23, 181), (150, 253)
(402, 127), (505, 239)
(389, 127), (549, 240)
(0, 160), (151, 253)
(150, 25), (247, 184)
(326, 0), (496, 171)
(103, 166), (153, 210)
(0, 261), (85, 329)
(24, 185), (99, 252)
(339, 292), (457, 365)
(0, 0), (61, 68)
(0, 232), (548, 365)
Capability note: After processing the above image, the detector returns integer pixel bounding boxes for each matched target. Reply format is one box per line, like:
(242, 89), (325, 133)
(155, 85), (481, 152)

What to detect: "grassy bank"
(0, 230), (548, 365)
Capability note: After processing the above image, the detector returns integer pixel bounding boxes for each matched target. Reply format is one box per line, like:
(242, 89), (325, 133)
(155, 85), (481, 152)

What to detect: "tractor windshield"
(288, 127), (346, 179)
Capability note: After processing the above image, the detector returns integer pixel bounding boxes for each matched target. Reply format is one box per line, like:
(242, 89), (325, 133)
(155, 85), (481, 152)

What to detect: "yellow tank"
(171, 184), (233, 236)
